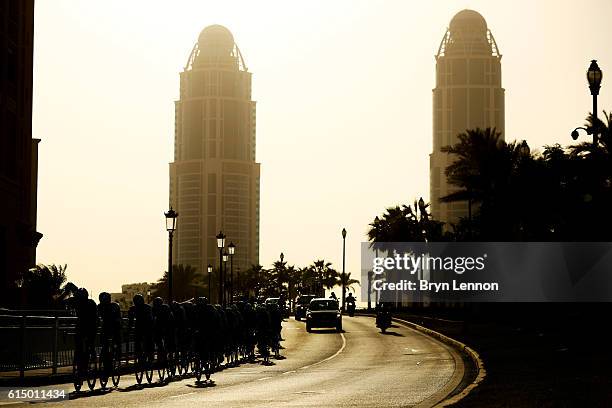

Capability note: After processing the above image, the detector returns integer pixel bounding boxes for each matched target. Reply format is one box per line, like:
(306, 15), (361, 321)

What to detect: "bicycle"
(99, 337), (121, 388)
(73, 343), (97, 392)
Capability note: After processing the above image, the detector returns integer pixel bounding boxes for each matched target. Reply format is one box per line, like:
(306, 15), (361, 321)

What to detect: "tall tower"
(430, 10), (504, 225)
(170, 25), (260, 283)
(0, 0), (41, 306)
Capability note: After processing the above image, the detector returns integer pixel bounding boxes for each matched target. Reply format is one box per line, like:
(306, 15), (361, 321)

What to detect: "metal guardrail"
(0, 315), (133, 378)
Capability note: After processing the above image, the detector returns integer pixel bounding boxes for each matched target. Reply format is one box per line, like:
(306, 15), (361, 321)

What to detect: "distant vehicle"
(265, 297), (289, 318)
(294, 295), (316, 321)
(376, 304), (392, 333)
(306, 298), (342, 333)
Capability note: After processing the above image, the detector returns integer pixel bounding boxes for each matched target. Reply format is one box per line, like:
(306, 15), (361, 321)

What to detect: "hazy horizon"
(33, 0), (612, 299)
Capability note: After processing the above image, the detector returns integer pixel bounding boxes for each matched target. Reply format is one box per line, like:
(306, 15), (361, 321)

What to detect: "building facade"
(111, 282), (152, 310)
(0, 0), (41, 307)
(430, 10), (505, 225)
(170, 25), (260, 288)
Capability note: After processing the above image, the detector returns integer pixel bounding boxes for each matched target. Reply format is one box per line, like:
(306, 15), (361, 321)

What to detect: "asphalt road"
(2, 316), (464, 408)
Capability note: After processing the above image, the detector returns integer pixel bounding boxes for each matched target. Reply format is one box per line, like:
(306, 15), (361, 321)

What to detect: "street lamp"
(216, 231), (225, 305)
(279, 252), (285, 298)
(164, 207), (178, 303)
(207, 264), (213, 301)
(222, 250), (229, 306)
(228, 242), (235, 304)
(519, 140), (530, 157)
(572, 60), (603, 146)
(341, 228), (347, 312)
(373, 216), (380, 306)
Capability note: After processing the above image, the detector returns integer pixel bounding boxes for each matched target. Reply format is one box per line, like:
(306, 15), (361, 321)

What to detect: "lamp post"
(374, 216), (380, 306)
(222, 251), (229, 306)
(207, 264), (212, 301)
(279, 252), (285, 298)
(341, 228), (347, 312)
(216, 231), (226, 305)
(571, 60), (603, 146)
(228, 242), (235, 304)
(164, 207), (178, 303)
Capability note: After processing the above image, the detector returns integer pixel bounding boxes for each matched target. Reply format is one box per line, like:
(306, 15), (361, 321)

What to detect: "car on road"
(265, 297), (289, 318)
(294, 295), (316, 321)
(306, 298), (342, 332)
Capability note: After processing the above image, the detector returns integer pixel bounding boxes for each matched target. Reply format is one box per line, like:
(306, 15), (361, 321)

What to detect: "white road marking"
(300, 332), (346, 370)
(257, 377), (273, 381)
(282, 370), (296, 375)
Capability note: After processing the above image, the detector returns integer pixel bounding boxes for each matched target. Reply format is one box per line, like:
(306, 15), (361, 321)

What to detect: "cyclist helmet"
(99, 291), (111, 304)
(153, 297), (163, 308)
(133, 293), (144, 306)
(77, 287), (89, 300)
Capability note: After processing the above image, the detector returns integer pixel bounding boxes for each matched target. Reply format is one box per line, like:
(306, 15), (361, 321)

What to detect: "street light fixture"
(572, 60), (603, 146)
(228, 242), (235, 304)
(519, 140), (530, 156)
(164, 207), (178, 303)
(216, 231), (225, 305)
(207, 264), (213, 301)
(341, 228), (347, 312)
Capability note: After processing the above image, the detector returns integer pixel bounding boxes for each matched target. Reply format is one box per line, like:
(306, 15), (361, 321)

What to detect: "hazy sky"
(33, 0), (612, 299)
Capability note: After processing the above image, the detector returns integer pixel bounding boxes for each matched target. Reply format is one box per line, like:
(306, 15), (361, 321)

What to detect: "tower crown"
(437, 9), (500, 58)
(184, 24), (247, 71)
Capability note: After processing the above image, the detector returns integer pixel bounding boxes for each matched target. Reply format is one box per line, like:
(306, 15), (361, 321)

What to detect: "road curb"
(358, 313), (485, 407)
(390, 317), (485, 407)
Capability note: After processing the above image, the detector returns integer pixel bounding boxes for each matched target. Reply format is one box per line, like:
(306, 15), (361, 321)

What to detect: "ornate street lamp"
(572, 60), (603, 146)
(341, 228), (347, 311)
(228, 242), (236, 304)
(164, 207), (178, 303)
(216, 231), (225, 305)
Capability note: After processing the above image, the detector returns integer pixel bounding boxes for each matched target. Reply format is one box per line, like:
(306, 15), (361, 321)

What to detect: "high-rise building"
(170, 25), (260, 286)
(0, 0), (41, 306)
(430, 10), (505, 224)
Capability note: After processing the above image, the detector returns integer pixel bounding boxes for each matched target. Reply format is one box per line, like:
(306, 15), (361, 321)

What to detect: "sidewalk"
(396, 306), (612, 407)
(0, 366), (73, 387)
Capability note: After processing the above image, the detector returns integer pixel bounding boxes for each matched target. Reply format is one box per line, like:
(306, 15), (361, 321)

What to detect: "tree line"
(150, 259), (360, 306)
(368, 111), (612, 243)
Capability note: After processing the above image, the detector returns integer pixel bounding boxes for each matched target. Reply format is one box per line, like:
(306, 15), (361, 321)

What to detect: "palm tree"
(337, 271), (360, 295)
(440, 127), (529, 239)
(152, 264), (202, 302)
(241, 264), (266, 299)
(308, 260), (337, 296)
(367, 198), (443, 248)
(22, 264), (68, 308)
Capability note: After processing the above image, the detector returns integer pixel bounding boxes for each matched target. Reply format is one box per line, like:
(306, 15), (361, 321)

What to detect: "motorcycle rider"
(345, 293), (356, 316)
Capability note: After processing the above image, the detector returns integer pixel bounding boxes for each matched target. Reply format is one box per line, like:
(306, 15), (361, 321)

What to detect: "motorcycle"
(346, 301), (356, 317)
(376, 309), (392, 333)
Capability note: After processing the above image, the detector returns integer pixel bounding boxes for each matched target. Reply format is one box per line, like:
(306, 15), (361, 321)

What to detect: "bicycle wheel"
(72, 359), (83, 392)
(99, 358), (109, 389)
(86, 350), (97, 391)
(167, 351), (177, 378)
(144, 353), (154, 384)
(111, 347), (121, 387)
(194, 356), (202, 382)
(135, 352), (144, 385)
(204, 355), (212, 380)
(157, 351), (167, 382)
